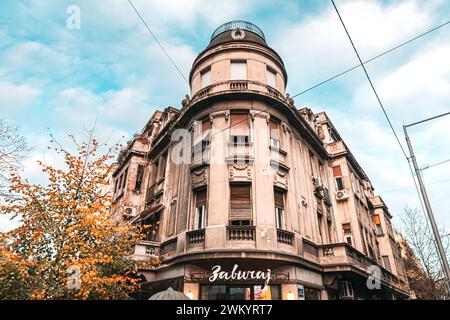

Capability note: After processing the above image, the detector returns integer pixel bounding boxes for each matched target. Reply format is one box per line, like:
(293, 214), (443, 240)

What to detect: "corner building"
(111, 21), (411, 300)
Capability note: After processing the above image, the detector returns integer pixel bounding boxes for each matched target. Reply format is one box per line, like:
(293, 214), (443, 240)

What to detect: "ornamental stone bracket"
(229, 163), (253, 182)
(249, 110), (270, 122)
(273, 168), (288, 190)
(209, 110), (230, 123)
(192, 167), (209, 189)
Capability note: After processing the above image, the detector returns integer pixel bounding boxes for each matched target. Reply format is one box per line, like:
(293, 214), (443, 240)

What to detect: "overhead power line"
(296, 19), (450, 97)
(127, 0), (189, 84)
(331, 0), (408, 159)
(210, 15), (450, 139)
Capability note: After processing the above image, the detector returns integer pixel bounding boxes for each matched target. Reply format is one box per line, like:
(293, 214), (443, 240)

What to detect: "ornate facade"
(111, 21), (410, 300)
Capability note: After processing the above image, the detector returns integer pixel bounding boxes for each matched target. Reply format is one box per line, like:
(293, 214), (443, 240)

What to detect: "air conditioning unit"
(336, 189), (349, 201)
(123, 207), (136, 219)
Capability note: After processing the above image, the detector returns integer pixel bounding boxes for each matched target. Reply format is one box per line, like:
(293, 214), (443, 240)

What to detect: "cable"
(206, 16), (450, 141)
(423, 158), (450, 171)
(296, 19), (450, 97)
(127, 0), (189, 84)
(331, 0), (408, 160)
(380, 178), (450, 193)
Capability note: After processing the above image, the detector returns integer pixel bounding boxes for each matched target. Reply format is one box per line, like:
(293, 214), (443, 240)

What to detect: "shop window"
(304, 287), (321, 300)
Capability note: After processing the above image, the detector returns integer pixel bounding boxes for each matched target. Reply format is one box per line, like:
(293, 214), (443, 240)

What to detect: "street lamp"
(404, 111), (450, 294)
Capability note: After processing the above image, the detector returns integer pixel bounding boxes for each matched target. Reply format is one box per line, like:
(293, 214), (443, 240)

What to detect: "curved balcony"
(191, 80), (285, 106)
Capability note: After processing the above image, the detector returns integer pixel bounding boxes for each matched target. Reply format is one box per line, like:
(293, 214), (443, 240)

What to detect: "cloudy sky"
(1, 0), (450, 232)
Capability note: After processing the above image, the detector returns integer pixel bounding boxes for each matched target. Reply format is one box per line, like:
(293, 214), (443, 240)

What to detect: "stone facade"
(110, 21), (410, 300)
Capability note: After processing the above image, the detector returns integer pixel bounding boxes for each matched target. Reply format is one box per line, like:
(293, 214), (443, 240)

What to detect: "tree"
(0, 131), (144, 300)
(397, 207), (449, 299)
(0, 119), (28, 197)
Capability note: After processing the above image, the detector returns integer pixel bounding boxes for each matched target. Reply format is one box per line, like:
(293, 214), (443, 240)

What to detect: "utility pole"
(403, 111), (450, 294)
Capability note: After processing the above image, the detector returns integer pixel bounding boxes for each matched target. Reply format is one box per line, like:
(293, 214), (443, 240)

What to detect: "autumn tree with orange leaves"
(0, 131), (144, 300)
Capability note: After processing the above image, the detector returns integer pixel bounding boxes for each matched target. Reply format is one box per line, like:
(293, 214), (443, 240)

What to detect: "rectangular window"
(230, 113), (250, 144)
(332, 166), (342, 177)
(158, 154), (167, 180)
(142, 212), (160, 242)
(374, 214), (383, 234)
(230, 61), (247, 80)
(195, 189), (207, 230)
(201, 68), (211, 88)
(383, 256), (392, 272)
(193, 119), (211, 151)
(122, 168), (128, 190)
(350, 172), (356, 193)
(269, 119), (280, 149)
(266, 67), (277, 88)
(274, 189), (285, 230)
(317, 212), (323, 242)
(333, 166), (344, 191)
(230, 184), (252, 222)
(135, 164), (145, 191)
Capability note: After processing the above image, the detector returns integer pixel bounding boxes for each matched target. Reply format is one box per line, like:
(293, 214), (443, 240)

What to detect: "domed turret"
(189, 20), (288, 100)
(208, 20), (267, 48)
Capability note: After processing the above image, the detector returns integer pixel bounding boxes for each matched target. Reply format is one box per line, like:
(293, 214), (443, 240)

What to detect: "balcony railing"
(227, 226), (255, 241)
(230, 80), (248, 91)
(186, 229), (205, 245)
(277, 229), (294, 245)
(191, 80), (285, 105)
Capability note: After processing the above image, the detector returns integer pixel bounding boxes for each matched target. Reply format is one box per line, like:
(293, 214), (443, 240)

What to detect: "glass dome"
(211, 20), (266, 41)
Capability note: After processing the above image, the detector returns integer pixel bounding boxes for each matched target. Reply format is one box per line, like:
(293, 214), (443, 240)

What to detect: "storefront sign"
(209, 264), (272, 289)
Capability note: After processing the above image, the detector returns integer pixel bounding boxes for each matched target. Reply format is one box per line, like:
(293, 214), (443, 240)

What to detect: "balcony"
(186, 229), (205, 245)
(145, 178), (164, 204)
(229, 80), (248, 91)
(319, 243), (401, 289)
(227, 225), (255, 241)
(133, 241), (160, 261)
(191, 80), (285, 105)
(277, 229), (294, 245)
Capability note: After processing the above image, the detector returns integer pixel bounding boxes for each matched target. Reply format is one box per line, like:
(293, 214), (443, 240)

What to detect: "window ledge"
(269, 146), (287, 156)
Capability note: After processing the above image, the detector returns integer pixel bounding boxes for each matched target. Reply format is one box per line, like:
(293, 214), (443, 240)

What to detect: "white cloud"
(274, 0), (434, 89)
(0, 82), (40, 115)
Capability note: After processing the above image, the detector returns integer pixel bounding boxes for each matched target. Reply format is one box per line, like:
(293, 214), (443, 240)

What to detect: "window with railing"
(201, 67), (211, 89)
(374, 214), (383, 235)
(266, 67), (277, 88)
(269, 119), (281, 149)
(193, 119), (211, 153)
(194, 189), (207, 230)
(134, 164), (145, 192)
(142, 212), (160, 242)
(230, 113), (250, 145)
(333, 165), (344, 191)
(230, 60), (247, 80)
(274, 188), (286, 230)
(230, 183), (252, 224)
